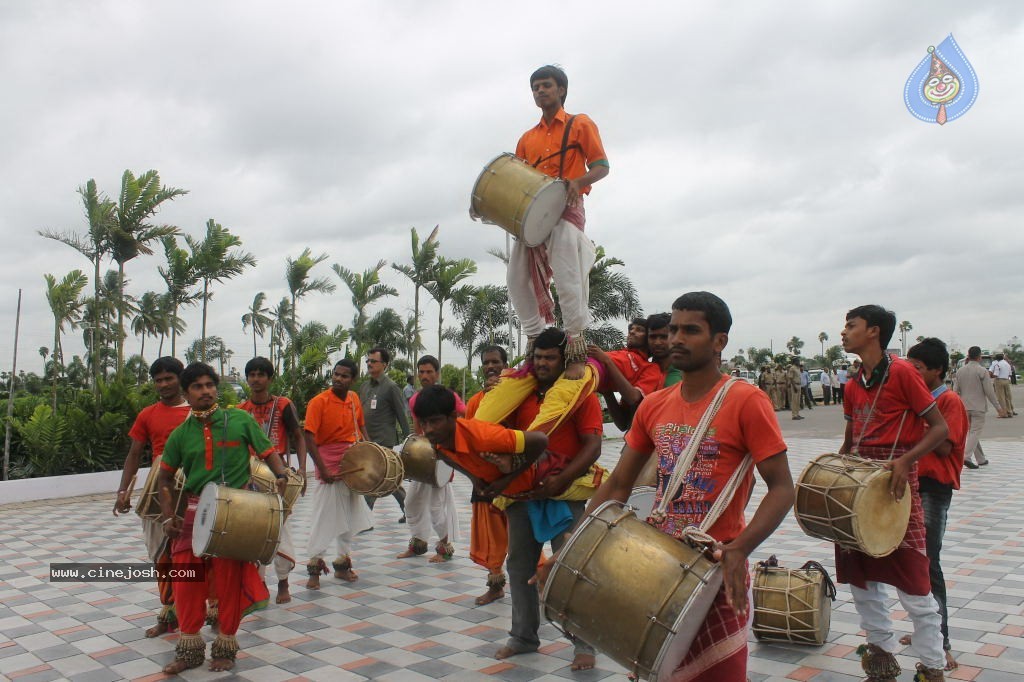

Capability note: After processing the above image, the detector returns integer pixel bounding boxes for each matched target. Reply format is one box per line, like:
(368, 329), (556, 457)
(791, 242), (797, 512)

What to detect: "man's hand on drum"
(275, 476), (288, 497)
(713, 542), (750, 620)
(566, 178), (584, 207)
(882, 457), (912, 501)
(529, 553), (558, 589)
(113, 490), (132, 516)
(162, 516), (182, 540)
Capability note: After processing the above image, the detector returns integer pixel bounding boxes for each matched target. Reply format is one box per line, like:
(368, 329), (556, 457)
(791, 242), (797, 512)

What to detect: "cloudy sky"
(3, 1), (1023, 374)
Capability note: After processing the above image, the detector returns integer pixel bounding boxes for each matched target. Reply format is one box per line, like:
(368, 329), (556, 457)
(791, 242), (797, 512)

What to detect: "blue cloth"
(526, 499), (574, 543)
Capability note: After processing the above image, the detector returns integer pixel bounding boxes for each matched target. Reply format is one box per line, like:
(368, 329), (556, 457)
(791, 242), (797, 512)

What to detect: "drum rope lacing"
(652, 378), (752, 547)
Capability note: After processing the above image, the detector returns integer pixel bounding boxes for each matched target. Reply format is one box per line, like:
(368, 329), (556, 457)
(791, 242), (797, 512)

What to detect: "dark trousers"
(837, 384), (845, 404)
(801, 386), (815, 409)
(822, 386), (831, 405)
(919, 477), (953, 650)
(505, 500), (594, 654)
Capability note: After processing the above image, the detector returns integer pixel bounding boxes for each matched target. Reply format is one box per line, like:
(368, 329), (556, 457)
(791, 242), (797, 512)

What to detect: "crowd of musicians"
(106, 65), (977, 682)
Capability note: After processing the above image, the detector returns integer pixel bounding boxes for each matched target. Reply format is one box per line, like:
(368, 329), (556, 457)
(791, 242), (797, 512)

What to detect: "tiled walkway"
(1, 436), (1022, 681)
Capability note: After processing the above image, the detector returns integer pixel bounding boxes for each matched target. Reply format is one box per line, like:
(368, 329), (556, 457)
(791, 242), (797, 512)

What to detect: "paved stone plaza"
(1, 406), (1022, 681)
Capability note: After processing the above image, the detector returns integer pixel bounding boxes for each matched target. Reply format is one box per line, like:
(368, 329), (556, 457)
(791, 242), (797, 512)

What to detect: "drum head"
(340, 442), (386, 494)
(191, 483), (219, 557)
(520, 180), (566, 247)
(627, 486), (656, 520)
(853, 470), (911, 557)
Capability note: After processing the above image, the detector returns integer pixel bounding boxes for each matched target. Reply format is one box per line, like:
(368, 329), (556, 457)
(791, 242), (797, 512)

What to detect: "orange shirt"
(917, 387), (968, 489)
(513, 392), (603, 478)
(436, 418), (530, 495)
(625, 377), (787, 544)
(304, 389), (364, 445)
(515, 108), (608, 193)
(465, 390), (484, 419)
(128, 400), (190, 458)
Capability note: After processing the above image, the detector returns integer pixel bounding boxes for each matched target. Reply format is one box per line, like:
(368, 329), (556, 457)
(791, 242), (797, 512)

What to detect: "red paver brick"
(131, 674), (172, 682)
(279, 635), (313, 648)
(54, 624), (91, 636)
(87, 596), (120, 606)
(23, 609), (57, 619)
(90, 645), (130, 659)
(976, 643), (1006, 657)
(786, 667), (822, 681)
(538, 641), (571, 654)
(341, 591), (368, 600)
(479, 662), (516, 675)
(403, 640), (439, 651)
(825, 644), (855, 658)
(459, 624), (490, 636)
(9, 665), (53, 679)
(974, 558), (991, 565)
(893, 610), (908, 619)
(342, 621), (373, 632)
(283, 677), (312, 682)
(956, 569), (974, 576)
(443, 594), (473, 603)
(287, 602), (316, 612)
(389, 580), (415, 589)
(950, 665), (981, 680)
(396, 607), (427, 618)
(0, 641), (15, 649)
(1000, 624), (1024, 636)
(340, 657), (377, 670)
(123, 611), (153, 621)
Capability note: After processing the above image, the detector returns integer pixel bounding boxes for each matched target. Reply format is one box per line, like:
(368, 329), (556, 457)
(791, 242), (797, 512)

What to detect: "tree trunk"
(139, 334), (146, 384)
(437, 304), (443, 366)
(413, 286), (421, 364)
(291, 294), (297, 373)
(253, 327), (257, 358)
(170, 303), (178, 357)
(116, 263), (125, 374)
(158, 332), (165, 357)
(200, 280), (209, 362)
(52, 323), (59, 413)
(92, 256), (100, 401)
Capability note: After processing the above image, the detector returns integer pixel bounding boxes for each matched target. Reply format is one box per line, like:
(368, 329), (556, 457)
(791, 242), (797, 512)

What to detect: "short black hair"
(908, 337), (950, 379)
(244, 356), (275, 378)
(629, 317), (648, 330)
(967, 346), (982, 359)
(180, 362), (219, 391)
(534, 327), (568, 357)
(480, 345), (508, 365)
(412, 384), (457, 420)
(416, 355), (440, 371)
(530, 65), (568, 105)
(646, 312), (670, 332)
(995, 353), (1005, 361)
(367, 347), (391, 364)
(149, 356), (184, 379)
(672, 292), (732, 335)
(846, 305), (896, 349)
(334, 358), (358, 377)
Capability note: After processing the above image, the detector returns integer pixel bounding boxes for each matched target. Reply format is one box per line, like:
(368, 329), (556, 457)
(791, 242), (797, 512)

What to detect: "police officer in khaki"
(787, 358), (804, 420)
(772, 364), (786, 410)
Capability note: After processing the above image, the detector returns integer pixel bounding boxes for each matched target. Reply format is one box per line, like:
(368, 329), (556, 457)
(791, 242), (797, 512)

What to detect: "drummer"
(157, 362), (289, 675)
(113, 357), (190, 637)
(237, 356), (307, 604)
(397, 355), (465, 562)
(303, 359), (373, 587)
(537, 292), (795, 681)
(838, 306), (949, 682)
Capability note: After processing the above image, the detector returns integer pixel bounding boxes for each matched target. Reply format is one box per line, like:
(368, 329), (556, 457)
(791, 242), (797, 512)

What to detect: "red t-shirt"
(844, 356), (935, 451)
(512, 392), (603, 479)
(604, 348), (663, 397)
(238, 396), (299, 456)
(625, 376), (787, 544)
(917, 387), (968, 489)
(128, 401), (190, 459)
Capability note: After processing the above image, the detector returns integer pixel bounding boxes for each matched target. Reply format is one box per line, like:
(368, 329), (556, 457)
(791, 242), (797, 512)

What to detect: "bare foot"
(475, 587), (504, 605)
(899, 634), (912, 645)
(495, 645), (533, 660)
(945, 650), (958, 671)
(396, 548), (419, 559)
(162, 658), (201, 675)
(481, 451), (513, 474)
(305, 574), (321, 590)
(563, 361), (586, 381)
(570, 652), (595, 671)
(428, 552), (450, 563)
(276, 580), (291, 604)
(336, 568), (358, 582)
(208, 657), (235, 672)
(145, 620), (173, 638)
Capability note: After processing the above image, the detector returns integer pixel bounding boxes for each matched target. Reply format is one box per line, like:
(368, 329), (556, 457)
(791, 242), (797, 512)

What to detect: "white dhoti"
(405, 480), (459, 544)
(306, 480), (372, 561)
(262, 519), (296, 581)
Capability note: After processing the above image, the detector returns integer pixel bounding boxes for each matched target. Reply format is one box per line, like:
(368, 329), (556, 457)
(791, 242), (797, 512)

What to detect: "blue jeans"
(918, 476), (953, 651)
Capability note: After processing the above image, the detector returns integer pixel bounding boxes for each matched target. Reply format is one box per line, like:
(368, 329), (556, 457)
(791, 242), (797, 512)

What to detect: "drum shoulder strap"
(532, 115), (581, 179)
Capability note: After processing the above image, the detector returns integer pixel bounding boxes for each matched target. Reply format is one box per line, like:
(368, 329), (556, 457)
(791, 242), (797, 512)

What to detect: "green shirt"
(663, 366), (683, 388)
(162, 407), (274, 494)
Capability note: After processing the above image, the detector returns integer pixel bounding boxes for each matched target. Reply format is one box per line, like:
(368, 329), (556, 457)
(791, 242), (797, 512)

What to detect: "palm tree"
(818, 332), (829, 360)
(898, 320), (913, 356)
(38, 179), (117, 393)
(44, 270), (89, 410)
(444, 284), (511, 373)
(132, 291), (168, 374)
(158, 236), (200, 357)
(155, 293), (183, 358)
(242, 292), (272, 358)
(98, 269), (138, 372)
(268, 297), (295, 374)
(391, 226), (440, 361)
(286, 248), (336, 370)
(333, 259), (398, 362)
(424, 256), (477, 365)
(186, 219), (256, 361)
(362, 307), (407, 358)
(185, 336), (225, 365)
(109, 169), (186, 372)
(786, 336), (804, 356)
(585, 245), (642, 325)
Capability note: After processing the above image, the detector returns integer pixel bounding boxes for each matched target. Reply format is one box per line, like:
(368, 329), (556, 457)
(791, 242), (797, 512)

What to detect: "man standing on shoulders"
(787, 358), (803, 420)
(158, 363), (288, 674)
(400, 355), (463, 562)
(905, 338), (968, 672)
(304, 359), (373, 587)
(839, 305), (949, 682)
(113, 357), (190, 638)
(359, 346), (410, 522)
(504, 64), (609, 377)
(954, 346), (1005, 468)
(238, 356), (307, 604)
(539, 292), (794, 680)
(466, 345), (512, 605)
(989, 353), (1016, 417)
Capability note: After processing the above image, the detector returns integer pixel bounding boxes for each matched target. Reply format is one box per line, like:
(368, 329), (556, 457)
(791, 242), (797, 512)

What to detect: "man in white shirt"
(837, 365), (849, 404)
(954, 346), (1006, 468)
(989, 354), (1016, 417)
(820, 367), (832, 405)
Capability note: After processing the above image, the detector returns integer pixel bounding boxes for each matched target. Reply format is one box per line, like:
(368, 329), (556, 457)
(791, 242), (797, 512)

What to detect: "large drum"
(627, 485), (657, 521)
(541, 501), (721, 681)
(398, 435), (453, 487)
(248, 458), (304, 515)
(470, 152), (567, 247)
(794, 453), (910, 557)
(192, 483), (283, 565)
(135, 465), (187, 520)
(752, 558), (835, 646)
(338, 442), (404, 497)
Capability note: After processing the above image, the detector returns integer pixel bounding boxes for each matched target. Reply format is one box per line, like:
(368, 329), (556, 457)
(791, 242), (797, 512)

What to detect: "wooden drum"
(398, 435), (453, 487)
(752, 557), (835, 646)
(470, 153), (567, 247)
(249, 458), (303, 516)
(191, 483), (283, 565)
(135, 463), (187, 520)
(339, 442), (404, 497)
